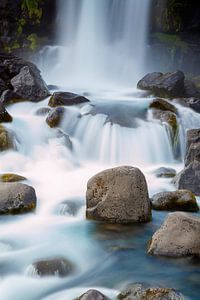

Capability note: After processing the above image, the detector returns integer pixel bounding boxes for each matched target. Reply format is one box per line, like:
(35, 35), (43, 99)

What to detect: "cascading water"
(38, 0), (151, 90)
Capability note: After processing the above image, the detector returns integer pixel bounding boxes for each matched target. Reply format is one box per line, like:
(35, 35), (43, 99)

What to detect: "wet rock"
(0, 89), (25, 106)
(173, 98), (200, 113)
(47, 84), (59, 91)
(55, 129), (73, 150)
(32, 257), (74, 277)
(0, 103), (12, 123)
(148, 212), (200, 257)
(149, 98), (177, 114)
(35, 107), (51, 116)
(151, 190), (199, 212)
(48, 92), (90, 107)
(137, 71), (185, 98)
(0, 182), (36, 214)
(46, 107), (65, 128)
(0, 125), (15, 151)
(184, 80), (200, 98)
(0, 173), (26, 182)
(185, 142), (200, 167)
(0, 78), (7, 96)
(172, 161), (200, 195)
(86, 166), (151, 223)
(186, 128), (200, 151)
(11, 66), (50, 102)
(77, 289), (108, 300)
(118, 283), (185, 300)
(155, 167), (176, 178)
(58, 198), (83, 216)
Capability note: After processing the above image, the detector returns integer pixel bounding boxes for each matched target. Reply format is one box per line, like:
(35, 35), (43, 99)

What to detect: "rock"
(55, 129), (73, 150)
(0, 173), (26, 182)
(0, 103), (12, 123)
(58, 198), (83, 216)
(48, 92), (90, 107)
(0, 89), (25, 106)
(32, 257), (74, 277)
(86, 166), (151, 223)
(118, 283), (185, 300)
(11, 66), (50, 102)
(46, 107), (65, 128)
(185, 142), (200, 166)
(148, 212), (200, 257)
(186, 98), (200, 113)
(149, 98), (177, 114)
(77, 290), (108, 300)
(35, 107), (51, 116)
(0, 78), (7, 96)
(137, 71), (185, 98)
(186, 129), (200, 151)
(151, 190), (199, 212)
(0, 125), (15, 151)
(172, 160), (200, 195)
(0, 182), (36, 214)
(155, 167), (176, 178)
(184, 80), (200, 98)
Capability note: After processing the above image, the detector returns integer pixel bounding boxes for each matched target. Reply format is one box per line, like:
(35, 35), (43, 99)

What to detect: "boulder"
(77, 290), (108, 300)
(154, 167), (176, 178)
(0, 78), (7, 96)
(148, 212), (200, 257)
(185, 142), (200, 166)
(151, 190), (199, 212)
(137, 71), (185, 98)
(86, 166), (151, 223)
(48, 92), (90, 107)
(0, 103), (12, 123)
(11, 66), (49, 102)
(118, 283), (185, 300)
(0, 125), (15, 151)
(149, 98), (177, 114)
(46, 107), (65, 128)
(0, 182), (36, 214)
(31, 257), (74, 277)
(186, 129), (200, 151)
(172, 160), (200, 195)
(35, 107), (51, 116)
(0, 89), (25, 106)
(0, 173), (26, 182)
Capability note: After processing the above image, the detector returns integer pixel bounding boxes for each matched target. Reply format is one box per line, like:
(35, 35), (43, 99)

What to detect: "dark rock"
(11, 65), (49, 102)
(137, 71), (185, 98)
(0, 125), (15, 151)
(184, 80), (200, 98)
(173, 97), (200, 113)
(35, 107), (51, 116)
(0, 89), (25, 106)
(172, 160), (200, 196)
(0, 103), (12, 122)
(155, 167), (176, 178)
(86, 166), (151, 223)
(77, 290), (108, 300)
(118, 283), (185, 300)
(0, 182), (36, 214)
(148, 212), (200, 258)
(149, 98), (177, 114)
(46, 107), (65, 128)
(0, 78), (7, 96)
(32, 257), (74, 277)
(48, 92), (90, 107)
(151, 190), (199, 212)
(0, 173), (26, 182)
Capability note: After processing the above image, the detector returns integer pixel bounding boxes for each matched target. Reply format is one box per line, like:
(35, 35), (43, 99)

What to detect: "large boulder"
(11, 66), (50, 102)
(0, 125), (16, 151)
(151, 190), (199, 212)
(46, 106), (65, 128)
(118, 283), (185, 300)
(172, 160), (200, 195)
(31, 257), (74, 277)
(48, 92), (90, 107)
(0, 103), (12, 122)
(148, 212), (200, 257)
(137, 71), (185, 98)
(86, 166), (151, 223)
(0, 182), (36, 214)
(77, 290), (108, 300)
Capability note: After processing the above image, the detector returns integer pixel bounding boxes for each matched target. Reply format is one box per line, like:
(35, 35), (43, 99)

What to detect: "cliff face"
(0, 0), (57, 54)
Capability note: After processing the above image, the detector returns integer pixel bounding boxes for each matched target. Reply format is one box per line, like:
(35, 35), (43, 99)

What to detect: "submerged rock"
(58, 198), (83, 216)
(48, 92), (90, 107)
(0, 103), (12, 123)
(46, 107), (66, 128)
(77, 290), (108, 300)
(151, 190), (199, 212)
(118, 283), (185, 300)
(86, 166), (151, 223)
(154, 167), (176, 178)
(0, 182), (36, 214)
(55, 129), (73, 150)
(0, 173), (26, 182)
(31, 257), (74, 277)
(0, 89), (25, 106)
(137, 71), (185, 98)
(148, 212), (200, 257)
(0, 125), (15, 151)
(11, 66), (50, 102)
(35, 107), (51, 116)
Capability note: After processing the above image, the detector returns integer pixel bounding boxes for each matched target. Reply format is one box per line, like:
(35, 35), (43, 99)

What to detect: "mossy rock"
(0, 125), (15, 151)
(149, 98), (177, 114)
(0, 173), (26, 182)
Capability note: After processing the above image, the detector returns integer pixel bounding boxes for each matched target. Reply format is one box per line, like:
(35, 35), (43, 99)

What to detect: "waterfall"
(38, 0), (151, 91)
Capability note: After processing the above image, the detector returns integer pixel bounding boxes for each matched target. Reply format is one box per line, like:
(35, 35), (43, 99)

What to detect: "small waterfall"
(38, 0), (151, 90)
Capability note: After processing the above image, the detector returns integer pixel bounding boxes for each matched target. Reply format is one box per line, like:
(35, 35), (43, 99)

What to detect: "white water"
(38, 0), (151, 90)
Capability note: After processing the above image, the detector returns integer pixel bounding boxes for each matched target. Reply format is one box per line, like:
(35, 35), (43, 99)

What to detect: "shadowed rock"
(48, 92), (90, 107)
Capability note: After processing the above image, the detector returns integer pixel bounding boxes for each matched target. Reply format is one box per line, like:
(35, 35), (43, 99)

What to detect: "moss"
(0, 125), (15, 151)
(0, 174), (27, 182)
(153, 32), (188, 53)
(27, 33), (39, 51)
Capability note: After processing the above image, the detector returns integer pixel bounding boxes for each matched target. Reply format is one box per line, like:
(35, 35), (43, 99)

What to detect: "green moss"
(21, 0), (42, 22)
(0, 174), (27, 182)
(27, 33), (39, 51)
(153, 33), (188, 53)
